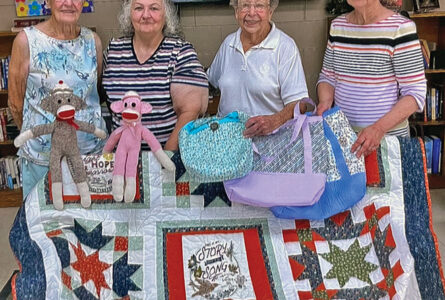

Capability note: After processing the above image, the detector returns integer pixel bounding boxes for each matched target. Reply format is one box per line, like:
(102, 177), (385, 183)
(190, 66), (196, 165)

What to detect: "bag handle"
(294, 97), (317, 118)
(252, 98), (318, 161)
(301, 116), (313, 174)
(183, 111), (247, 135)
(322, 107), (350, 178)
(252, 112), (314, 174)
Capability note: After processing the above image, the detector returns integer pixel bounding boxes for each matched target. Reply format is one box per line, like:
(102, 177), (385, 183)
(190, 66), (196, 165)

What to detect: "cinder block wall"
(2, 0), (445, 99)
(178, 0), (329, 100)
(0, 0), (330, 100)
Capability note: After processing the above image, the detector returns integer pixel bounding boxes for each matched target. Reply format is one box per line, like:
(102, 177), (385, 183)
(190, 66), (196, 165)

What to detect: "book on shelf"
(427, 41), (437, 53)
(0, 109), (7, 141)
(0, 155), (21, 190)
(420, 39), (430, 68)
(420, 39), (430, 60)
(4, 156), (12, 189)
(7, 156), (18, 189)
(0, 158), (5, 189)
(424, 136), (433, 174)
(430, 50), (445, 70)
(11, 17), (46, 32)
(430, 135), (442, 174)
(0, 57), (11, 90)
(431, 87), (436, 121)
(14, 156), (21, 188)
(415, 85), (444, 122)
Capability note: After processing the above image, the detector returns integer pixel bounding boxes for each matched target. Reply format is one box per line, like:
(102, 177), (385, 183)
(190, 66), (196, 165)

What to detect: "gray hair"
(118, 0), (183, 38)
(229, 0), (279, 10)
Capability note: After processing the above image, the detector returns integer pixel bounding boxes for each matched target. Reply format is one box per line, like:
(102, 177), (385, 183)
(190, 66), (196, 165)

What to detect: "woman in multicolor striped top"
(102, 0), (208, 151)
(317, 0), (426, 158)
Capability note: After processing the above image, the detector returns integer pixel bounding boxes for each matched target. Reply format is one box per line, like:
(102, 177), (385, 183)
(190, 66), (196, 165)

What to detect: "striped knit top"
(318, 14), (426, 134)
(102, 36), (208, 149)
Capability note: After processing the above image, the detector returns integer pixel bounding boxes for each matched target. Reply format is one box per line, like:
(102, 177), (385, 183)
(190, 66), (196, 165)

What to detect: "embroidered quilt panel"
(8, 136), (445, 299)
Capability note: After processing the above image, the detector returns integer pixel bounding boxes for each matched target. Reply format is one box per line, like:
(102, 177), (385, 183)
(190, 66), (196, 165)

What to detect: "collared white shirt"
(207, 23), (309, 117)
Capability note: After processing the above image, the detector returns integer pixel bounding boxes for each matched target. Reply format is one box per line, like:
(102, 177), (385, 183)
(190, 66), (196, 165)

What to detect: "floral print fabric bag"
(224, 102), (329, 207)
(179, 111), (253, 183)
(270, 106), (366, 219)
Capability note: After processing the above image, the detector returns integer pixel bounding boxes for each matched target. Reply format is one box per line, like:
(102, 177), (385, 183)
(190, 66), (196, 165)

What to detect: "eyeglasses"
(238, 2), (269, 12)
(55, 0), (84, 4)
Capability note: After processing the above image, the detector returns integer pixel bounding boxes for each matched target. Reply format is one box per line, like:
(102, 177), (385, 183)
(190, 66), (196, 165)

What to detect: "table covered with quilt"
(8, 136), (445, 299)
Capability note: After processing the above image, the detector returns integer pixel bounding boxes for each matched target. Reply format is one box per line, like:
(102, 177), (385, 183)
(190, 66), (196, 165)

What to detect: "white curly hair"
(118, 0), (183, 37)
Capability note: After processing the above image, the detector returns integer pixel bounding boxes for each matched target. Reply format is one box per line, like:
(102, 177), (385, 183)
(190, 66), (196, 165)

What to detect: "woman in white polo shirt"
(207, 0), (309, 137)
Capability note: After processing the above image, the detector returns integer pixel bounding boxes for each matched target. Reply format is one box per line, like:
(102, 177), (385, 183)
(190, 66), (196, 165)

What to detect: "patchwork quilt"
(8, 136), (445, 299)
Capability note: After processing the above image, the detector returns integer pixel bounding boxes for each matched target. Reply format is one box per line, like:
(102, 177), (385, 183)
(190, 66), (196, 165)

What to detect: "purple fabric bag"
(224, 103), (328, 207)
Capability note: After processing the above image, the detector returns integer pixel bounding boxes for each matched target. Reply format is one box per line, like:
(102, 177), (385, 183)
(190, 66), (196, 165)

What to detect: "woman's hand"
(351, 124), (385, 158)
(243, 115), (281, 138)
(316, 102), (332, 116)
(169, 83), (208, 150)
(243, 101), (300, 138)
(316, 82), (334, 117)
(164, 139), (178, 151)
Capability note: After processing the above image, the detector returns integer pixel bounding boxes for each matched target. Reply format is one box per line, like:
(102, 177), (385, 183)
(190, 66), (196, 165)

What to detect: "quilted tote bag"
(179, 111), (253, 183)
(271, 106), (366, 219)
(224, 104), (329, 207)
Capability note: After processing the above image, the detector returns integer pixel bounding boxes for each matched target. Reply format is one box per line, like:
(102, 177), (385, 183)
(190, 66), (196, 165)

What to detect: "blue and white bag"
(271, 106), (366, 219)
(179, 111), (253, 183)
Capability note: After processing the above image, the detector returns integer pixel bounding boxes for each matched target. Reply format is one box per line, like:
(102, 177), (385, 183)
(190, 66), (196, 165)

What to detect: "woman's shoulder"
(163, 36), (200, 53)
(108, 36), (132, 45)
(330, 14), (348, 28)
(272, 27), (298, 53)
(383, 14), (418, 36)
(164, 36), (194, 47)
(79, 26), (99, 41)
(275, 27), (296, 44)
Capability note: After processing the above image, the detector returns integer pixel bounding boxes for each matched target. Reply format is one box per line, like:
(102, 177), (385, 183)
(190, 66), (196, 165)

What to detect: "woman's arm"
(93, 32), (103, 81)
(165, 83), (208, 151)
(316, 82), (335, 116)
(351, 95), (418, 157)
(93, 32), (106, 104)
(352, 20), (426, 158)
(243, 101), (307, 138)
(316, 27), (336, 116)
(8, 31), (30, 130)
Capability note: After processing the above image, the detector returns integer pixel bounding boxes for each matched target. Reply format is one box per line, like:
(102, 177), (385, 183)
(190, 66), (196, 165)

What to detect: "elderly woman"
(8, 0), (107, 198)
(316, 0), (426, 157)
(101, 0), (208, 151)
(207, 0), (309, 137)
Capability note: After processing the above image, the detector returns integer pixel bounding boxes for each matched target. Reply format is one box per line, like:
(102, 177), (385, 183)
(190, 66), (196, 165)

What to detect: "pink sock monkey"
(103, 91), (175, 202)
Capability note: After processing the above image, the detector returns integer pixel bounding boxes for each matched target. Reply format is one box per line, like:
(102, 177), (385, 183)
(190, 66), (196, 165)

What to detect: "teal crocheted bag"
(179, 111), (253, 183)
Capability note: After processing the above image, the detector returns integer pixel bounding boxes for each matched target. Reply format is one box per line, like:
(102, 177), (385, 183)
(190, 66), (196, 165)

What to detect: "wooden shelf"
(410, 11), (445, 18)
(0, 188), (22, 207)
(409, 12), (445, 189)
(0, 32), (20, 207)
(425, 69), (445, 74)
(0, 32), (16, 58)
(411, 120), (445, 126)
(0, 32), (17, 38)
(428, 174), (445, 188)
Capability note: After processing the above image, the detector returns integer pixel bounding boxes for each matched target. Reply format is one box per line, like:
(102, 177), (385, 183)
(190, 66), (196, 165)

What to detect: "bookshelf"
(0, 31), (21, 207)
(409, 12), (445, 188)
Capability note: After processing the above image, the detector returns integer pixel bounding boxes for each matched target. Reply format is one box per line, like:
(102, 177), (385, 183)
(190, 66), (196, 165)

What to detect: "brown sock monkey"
(14, 81), (107, 210)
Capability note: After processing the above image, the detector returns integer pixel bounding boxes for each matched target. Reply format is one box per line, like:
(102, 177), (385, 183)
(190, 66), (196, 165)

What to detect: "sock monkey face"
(111, 92), (152, 123)
(40, 83), (87, 118)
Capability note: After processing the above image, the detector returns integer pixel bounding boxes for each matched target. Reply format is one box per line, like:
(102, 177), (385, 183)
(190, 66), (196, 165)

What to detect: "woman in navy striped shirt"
(317, 0), (426, 158)
(102, 0), (208, 151)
